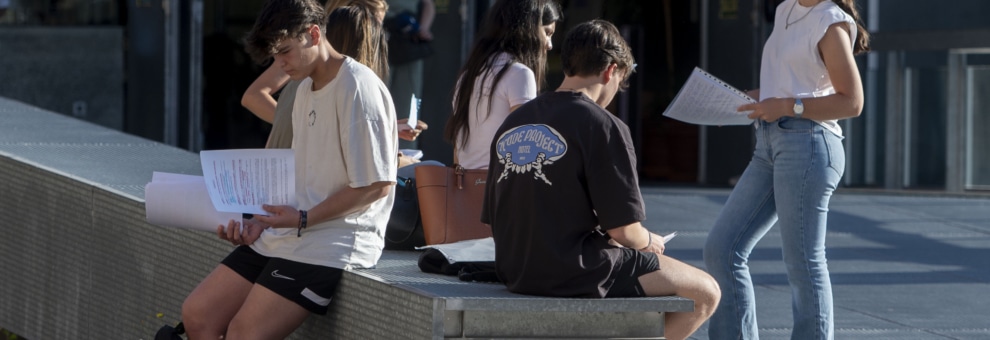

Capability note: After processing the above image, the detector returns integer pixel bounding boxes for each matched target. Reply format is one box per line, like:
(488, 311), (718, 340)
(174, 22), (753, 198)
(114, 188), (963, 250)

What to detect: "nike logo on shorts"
(271, 270), (295, 280)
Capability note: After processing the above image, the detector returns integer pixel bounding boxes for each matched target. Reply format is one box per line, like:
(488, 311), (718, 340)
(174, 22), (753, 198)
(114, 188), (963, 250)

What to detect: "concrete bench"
(333, 250), (694, 339)
(0, 96), (693, 339)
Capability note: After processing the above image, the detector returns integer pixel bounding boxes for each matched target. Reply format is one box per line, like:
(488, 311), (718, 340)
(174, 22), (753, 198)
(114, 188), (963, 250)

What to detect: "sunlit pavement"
(640, 186), (990, 340)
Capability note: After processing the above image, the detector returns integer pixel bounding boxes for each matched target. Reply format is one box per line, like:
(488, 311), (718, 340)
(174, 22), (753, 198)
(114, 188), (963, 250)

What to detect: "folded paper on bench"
(417, 237), (495, 264)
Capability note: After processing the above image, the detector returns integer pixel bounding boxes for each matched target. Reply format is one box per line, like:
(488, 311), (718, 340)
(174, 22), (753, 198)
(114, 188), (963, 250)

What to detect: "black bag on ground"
(385, 176), (426, 250)
(384, 11), (433, 64)
(155, 322), (184, 340)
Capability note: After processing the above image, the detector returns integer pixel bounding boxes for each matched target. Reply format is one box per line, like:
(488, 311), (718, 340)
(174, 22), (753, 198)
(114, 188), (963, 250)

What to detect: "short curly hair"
(243, 0), (326, 64)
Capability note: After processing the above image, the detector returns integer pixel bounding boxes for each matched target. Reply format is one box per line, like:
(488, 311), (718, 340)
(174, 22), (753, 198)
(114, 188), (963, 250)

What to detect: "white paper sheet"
(144, 172), (241, 232)
(416, 237), (495, 264)
(414, 233), (676, 264)
(399, 149), (423, 160)
(662, 231), (677, 244)
(199, 149), (296, 215)
(662, 67), (756, 126)
(407, 94), (420, 129)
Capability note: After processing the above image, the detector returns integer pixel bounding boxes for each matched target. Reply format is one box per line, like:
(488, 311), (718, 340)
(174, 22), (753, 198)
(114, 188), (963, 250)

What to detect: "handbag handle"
(453, 143), (465, 190)
(455, 165), (465, 189)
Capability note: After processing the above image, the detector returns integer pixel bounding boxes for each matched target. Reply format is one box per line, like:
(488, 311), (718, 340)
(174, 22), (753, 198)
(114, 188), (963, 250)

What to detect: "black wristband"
(297, 210), (308, 237)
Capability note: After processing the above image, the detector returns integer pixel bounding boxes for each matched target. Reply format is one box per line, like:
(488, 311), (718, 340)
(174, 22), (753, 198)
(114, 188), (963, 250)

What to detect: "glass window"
(966, 66), (990, 189)
(902, 51), (948, 189)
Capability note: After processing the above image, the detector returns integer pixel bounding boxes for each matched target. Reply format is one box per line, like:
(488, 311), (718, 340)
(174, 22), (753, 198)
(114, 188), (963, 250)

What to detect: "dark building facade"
(2, 0), (988, 194)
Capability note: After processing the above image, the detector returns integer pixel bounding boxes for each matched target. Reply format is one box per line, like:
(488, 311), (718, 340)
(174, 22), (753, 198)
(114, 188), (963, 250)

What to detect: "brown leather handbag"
(414, 163), (492, 245)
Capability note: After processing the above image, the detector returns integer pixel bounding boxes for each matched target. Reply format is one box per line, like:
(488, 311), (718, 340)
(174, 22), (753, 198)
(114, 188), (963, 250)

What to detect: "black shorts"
(605, 248), (661, 298)
(221, 246), (343, 315)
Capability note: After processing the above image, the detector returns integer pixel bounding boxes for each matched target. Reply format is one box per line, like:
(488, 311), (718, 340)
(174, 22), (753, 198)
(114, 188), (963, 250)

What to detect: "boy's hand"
(254, 204), (302, 229)
(397, 119), (428, 141)
(217, 218), (266, 246)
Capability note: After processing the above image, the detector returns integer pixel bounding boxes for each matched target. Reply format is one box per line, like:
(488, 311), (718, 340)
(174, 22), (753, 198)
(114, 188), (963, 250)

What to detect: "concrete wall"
(0, 27), (124, 130)
(0, 97), (352, 339)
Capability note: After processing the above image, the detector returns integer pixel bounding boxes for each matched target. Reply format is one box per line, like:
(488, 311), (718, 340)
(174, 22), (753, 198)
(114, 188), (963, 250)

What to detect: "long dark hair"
(443, 0), (563, 148)
(831, 0), (869, 54)
(326, 5), (389, 80)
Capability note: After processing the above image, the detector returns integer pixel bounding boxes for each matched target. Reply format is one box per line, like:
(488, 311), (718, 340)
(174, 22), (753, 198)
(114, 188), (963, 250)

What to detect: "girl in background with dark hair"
(443, 0), (563, 169)
(703, 0), (869, 339)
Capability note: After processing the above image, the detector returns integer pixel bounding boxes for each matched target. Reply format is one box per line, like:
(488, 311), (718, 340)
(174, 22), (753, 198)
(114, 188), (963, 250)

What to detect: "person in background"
(483, 19), (720, 340)
(180, 0), (397, 338)
(0, 0), (10, 20)
(703, 0), (869, 339)
(444, 0), (562, 169)
(384, 0), (434, 150)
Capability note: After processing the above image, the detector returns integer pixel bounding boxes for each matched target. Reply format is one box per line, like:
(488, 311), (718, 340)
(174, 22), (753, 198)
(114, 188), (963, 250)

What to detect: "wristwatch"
(793, 98), (805, 119)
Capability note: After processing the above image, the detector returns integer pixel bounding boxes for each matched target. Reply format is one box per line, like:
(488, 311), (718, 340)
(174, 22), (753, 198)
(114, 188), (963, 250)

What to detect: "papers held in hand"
(144, 149), (296, 232)
(144, 172), (240, 232)
(662, 67), (756, 126)
(199, 149), (296, 215)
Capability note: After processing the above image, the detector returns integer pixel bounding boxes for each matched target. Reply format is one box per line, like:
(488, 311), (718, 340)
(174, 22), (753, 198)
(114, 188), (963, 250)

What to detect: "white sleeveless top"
(760, 0), (856, 136)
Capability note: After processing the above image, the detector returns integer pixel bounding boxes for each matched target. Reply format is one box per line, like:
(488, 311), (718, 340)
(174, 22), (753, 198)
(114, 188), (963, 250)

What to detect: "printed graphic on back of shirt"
(494, 124), (567, 185)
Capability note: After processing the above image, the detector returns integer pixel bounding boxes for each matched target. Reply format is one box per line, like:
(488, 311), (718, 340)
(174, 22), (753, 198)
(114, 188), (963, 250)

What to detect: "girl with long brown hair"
(443, 0), (563, 169)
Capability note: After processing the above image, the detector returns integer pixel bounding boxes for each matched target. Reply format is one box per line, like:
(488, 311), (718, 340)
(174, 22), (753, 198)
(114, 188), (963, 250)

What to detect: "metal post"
(697, 0), (709, 185)
(883, 51), (903, 189)
(187, 0), (204, 151)
(945, 51), (966, 193)
(163, 0), (179, 146)
(862, 0), (880, 186)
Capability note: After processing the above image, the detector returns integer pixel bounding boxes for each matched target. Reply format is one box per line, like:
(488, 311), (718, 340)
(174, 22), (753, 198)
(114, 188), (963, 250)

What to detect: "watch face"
(794, 99), (805, 114)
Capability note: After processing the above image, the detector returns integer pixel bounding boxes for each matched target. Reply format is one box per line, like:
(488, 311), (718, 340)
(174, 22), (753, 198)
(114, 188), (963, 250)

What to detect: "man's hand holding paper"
(254, 204), (303, 229)
(200, 149), (296, 215)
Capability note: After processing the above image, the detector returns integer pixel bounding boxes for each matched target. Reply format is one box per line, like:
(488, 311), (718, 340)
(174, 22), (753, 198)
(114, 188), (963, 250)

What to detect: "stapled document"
(199, 149), (296, 215)
(662, 67), (756, 126)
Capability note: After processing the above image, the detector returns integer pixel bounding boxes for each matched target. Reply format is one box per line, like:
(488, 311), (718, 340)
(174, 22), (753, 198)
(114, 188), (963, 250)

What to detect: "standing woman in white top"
(443, 0), (563, 169)
(703, 0), (869, 339)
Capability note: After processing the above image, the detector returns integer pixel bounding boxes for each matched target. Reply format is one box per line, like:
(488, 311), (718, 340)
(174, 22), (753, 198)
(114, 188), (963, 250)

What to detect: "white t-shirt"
(454, 52), (537, 169)
(760, 0), (856, 136)
(251, 57), (398, 270)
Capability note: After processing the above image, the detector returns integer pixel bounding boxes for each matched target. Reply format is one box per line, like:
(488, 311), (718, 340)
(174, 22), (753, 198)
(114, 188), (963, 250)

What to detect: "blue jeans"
(704, 117), (845, 340)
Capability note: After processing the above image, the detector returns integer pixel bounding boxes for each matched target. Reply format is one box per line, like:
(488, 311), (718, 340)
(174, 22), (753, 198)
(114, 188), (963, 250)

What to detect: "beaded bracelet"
(297, 210), (308, 237)
(639, 232), (652, 251)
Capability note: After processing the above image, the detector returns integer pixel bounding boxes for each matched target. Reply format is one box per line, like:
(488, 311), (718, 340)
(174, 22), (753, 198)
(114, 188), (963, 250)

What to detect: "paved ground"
(638, 186), (990, 340)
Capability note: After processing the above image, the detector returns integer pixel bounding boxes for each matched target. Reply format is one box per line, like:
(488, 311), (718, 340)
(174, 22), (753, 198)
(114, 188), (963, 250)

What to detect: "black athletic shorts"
(221, 246), (343, 315)
(605, 248), (661, 298)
